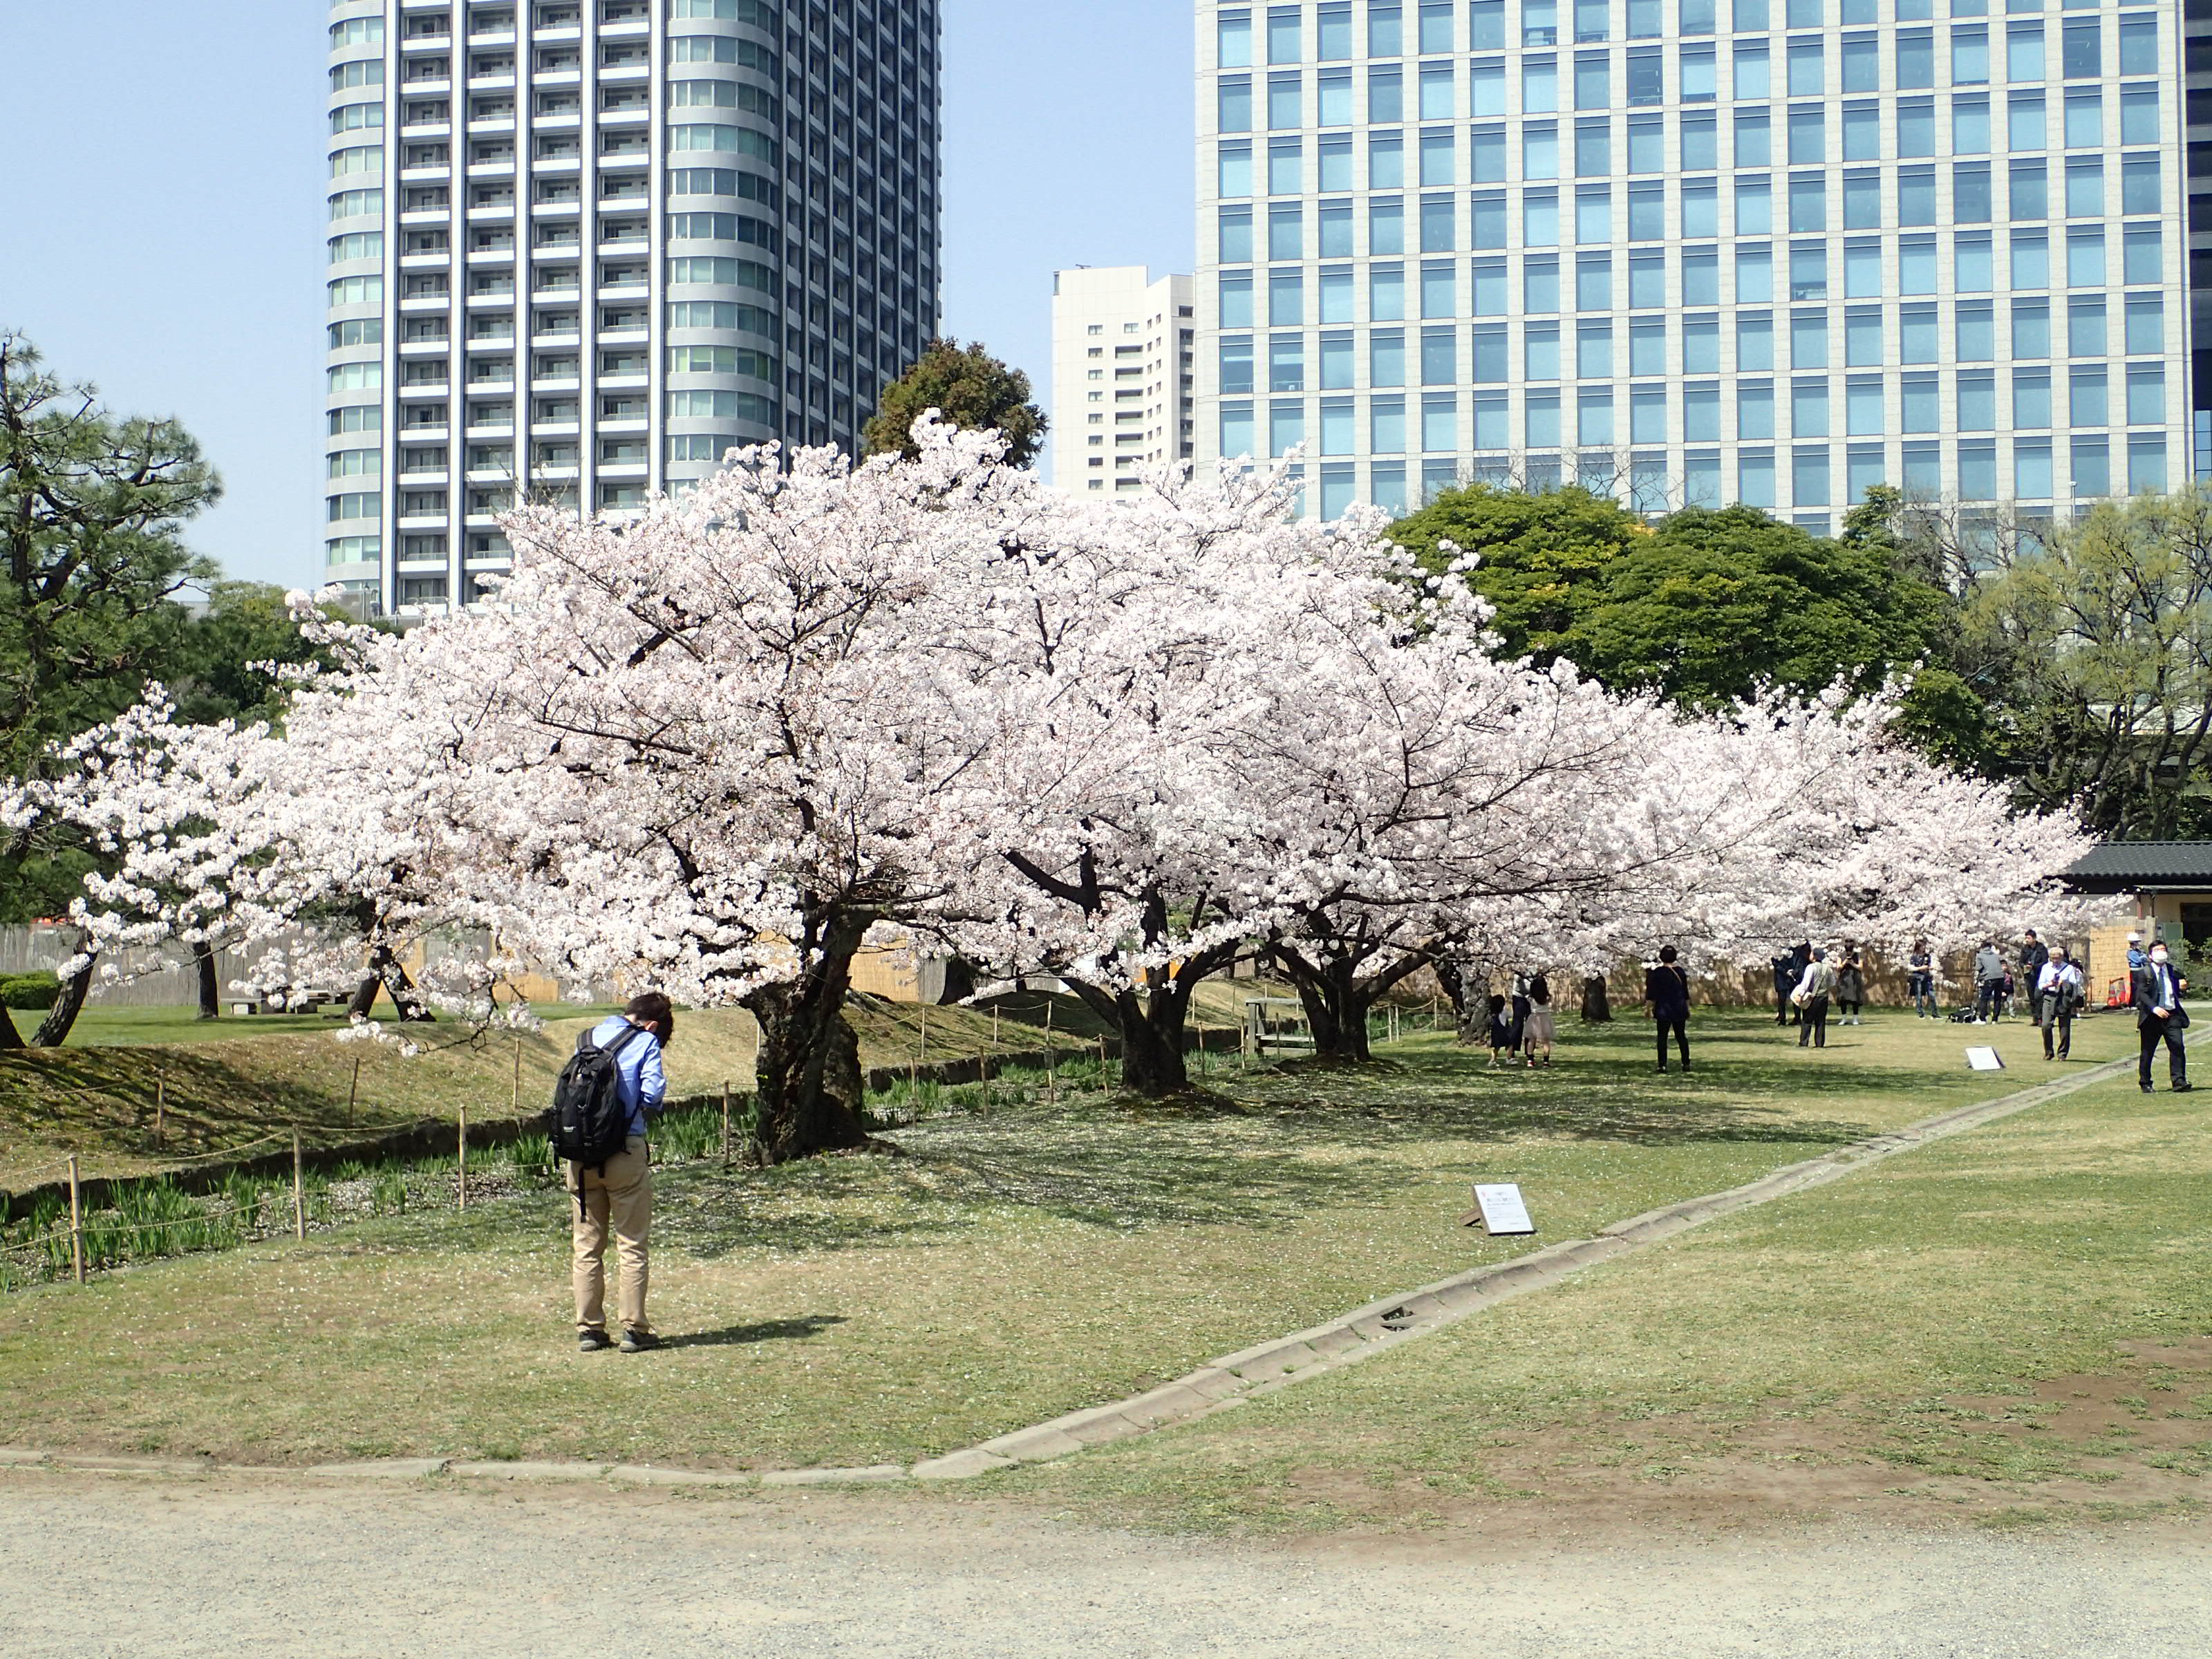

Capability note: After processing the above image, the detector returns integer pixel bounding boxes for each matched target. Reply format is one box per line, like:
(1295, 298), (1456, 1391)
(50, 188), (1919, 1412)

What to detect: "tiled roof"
(2065, 841), (2212, 890)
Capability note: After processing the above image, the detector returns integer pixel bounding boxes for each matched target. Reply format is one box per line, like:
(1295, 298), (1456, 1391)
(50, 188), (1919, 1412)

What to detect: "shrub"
(0, 971), (61, 1011)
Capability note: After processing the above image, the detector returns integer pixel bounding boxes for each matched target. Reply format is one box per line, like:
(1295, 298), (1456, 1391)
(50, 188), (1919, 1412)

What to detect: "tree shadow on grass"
(290, 1016), (1924, 1264)
(660, 1315), (845, 1349)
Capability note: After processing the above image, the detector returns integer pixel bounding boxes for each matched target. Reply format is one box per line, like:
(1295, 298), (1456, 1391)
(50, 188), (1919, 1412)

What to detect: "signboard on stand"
(1459, 1183), (1537, 1235)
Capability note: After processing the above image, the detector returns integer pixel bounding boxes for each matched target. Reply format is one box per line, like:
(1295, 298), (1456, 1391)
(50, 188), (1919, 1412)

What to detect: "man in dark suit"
(1647, 946), (1691, 1074)
(2133, 942), (2193, 1094)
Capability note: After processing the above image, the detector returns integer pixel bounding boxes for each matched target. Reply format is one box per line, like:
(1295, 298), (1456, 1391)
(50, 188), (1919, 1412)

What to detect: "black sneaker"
(619, 1328), (662, 1353)
(578, 1329), (614, 1353)
(2173, 1082), (2195, 1094)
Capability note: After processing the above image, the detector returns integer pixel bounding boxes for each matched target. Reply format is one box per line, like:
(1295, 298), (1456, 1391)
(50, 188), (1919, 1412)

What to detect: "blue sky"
(0, 1), (1194, 590)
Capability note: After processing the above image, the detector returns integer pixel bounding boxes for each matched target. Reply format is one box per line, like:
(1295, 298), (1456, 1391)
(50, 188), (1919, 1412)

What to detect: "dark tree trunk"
(0, 1002), (23, 1049)
(937, 956), (978, 1005)
(744, 912), (872, 1163)
(355, 945), (435, 1022)
(1430, 958), (1485, 1044)
(1274, 949), (1374, 1061)
(1065, 978), (1193, 1097)
(346, 973), (381, 1020)
(1580, 974), (1614, 1022)
(32, 932), (96, 1047)
(194, 943), (220, 1020)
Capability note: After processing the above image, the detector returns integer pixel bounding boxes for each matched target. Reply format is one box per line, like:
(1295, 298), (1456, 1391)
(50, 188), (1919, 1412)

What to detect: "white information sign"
(1472, 1183), (1536, 1236)
(1965, 1046), (2005, 1072)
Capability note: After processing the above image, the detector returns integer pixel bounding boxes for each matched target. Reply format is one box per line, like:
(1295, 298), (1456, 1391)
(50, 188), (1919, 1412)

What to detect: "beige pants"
(566, 1135), (651, 1335)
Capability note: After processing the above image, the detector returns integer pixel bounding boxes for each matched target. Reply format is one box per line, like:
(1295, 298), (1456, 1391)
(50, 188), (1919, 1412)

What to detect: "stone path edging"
(0, 1040), (2168, 1492)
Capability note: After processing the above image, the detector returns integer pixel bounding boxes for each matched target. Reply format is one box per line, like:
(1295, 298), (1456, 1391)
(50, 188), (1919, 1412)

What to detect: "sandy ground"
(3, 1473), (2206, 1658)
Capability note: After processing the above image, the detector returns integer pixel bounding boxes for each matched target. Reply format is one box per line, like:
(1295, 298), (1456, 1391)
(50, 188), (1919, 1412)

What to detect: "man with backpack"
(553, 992), (673, 1353)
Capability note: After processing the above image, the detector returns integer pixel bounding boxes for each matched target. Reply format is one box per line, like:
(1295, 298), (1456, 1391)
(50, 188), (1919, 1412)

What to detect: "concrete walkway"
(3, 1474), (2206, 1658)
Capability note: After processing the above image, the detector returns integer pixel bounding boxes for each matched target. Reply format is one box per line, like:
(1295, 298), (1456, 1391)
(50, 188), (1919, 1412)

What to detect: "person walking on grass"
(1646, 946), (1691, 1074)
(1485, 992), (1519, 1069)
(2133, 943), (2194, 1095)
(1521, 973), (1557, 1068)
(1793, 947), (1838, 1049)
(1906, 939), (1936, 1019)
(2020, 929), (2050, 1029)
(568, 992), (673, 1354)
(1772, 942), (1810, 1027)
(1835, 949), (1866, 1027)
(1973, 939), (2006, 1024)
(2037, 946), (2084, 1060)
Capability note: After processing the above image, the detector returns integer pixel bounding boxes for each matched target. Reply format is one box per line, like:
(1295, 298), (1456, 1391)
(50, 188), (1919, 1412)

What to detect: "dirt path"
(5, 1474), (2206, 1658)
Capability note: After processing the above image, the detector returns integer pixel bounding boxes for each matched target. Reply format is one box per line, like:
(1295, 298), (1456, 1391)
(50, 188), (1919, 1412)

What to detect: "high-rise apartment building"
(323, 0), (940, 613)
(1050, 267), (1199, 491)
(1192, 0), (2191, 532)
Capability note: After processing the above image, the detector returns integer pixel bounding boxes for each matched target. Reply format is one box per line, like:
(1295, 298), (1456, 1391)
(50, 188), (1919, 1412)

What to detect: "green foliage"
(1385, 485), (1953, 709)
(1564, 505), (1953, 709)
(0, 333), (222, 935)
(862, 338), (1047, 469)
(163, 581), (332, 728)
(0, 971), (61, 1010)
(0, 332), (220, 784)
(1386, 483), (1649, 660)
(1891, 667), (2000, 774)
(1951, 487), (2212, 838)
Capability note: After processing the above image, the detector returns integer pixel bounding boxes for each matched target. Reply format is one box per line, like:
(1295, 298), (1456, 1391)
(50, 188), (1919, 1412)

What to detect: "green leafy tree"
(1951, 487), (2212, 838)
(0, 332), (220, 780)
(862, 339), (1046, 469)
(1385, 482), (1647, 659)
(0, 332), (221, 1045)
(164, 581), (332, 727)
(1563, 505), (1953, 709)
(1386, 485), (1952, 707)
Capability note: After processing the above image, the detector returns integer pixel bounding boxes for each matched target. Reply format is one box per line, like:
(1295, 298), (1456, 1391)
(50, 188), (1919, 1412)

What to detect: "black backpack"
(550, 1023), (645, 1189)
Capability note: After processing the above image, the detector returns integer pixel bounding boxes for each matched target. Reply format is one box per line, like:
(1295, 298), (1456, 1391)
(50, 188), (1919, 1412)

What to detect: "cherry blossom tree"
(278, 427), (1029, 1156)
(10, 422), (2103, 1136)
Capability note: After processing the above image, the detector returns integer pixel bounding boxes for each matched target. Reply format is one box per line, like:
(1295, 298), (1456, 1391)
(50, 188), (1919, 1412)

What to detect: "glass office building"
(1192, 0), (2190, 530)
(324, 0), (940, 613)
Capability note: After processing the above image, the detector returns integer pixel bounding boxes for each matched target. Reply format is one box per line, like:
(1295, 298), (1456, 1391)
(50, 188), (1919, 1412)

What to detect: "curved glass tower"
(324, 0), (941, 613)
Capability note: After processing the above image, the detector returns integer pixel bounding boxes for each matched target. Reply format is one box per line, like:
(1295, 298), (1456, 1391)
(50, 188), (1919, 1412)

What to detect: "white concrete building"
(1191, 0), (2195, 532)
(1051, 266), (1198, 493)
(322, 0), (941, 615)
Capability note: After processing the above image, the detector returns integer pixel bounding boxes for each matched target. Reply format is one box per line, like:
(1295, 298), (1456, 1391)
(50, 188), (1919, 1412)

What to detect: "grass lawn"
(0, 999), (1051, 1192)
(1015, 1055), (2212, 1537)
(0, 1006), (2146, 1478)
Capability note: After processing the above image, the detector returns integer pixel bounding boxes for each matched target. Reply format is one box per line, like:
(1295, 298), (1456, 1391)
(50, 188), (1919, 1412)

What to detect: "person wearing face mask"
(2132, 941), (2193, 1094)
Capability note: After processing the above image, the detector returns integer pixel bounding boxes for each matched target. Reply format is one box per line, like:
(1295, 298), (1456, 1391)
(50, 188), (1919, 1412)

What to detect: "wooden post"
(1045, 997), (1056, 1106)
(291, 1130), (306, 1240)
(721, 1081), (732, 1162)
(456, 1108), (467, 1212)
(66, 1156), (85, 1286)
(153, 1072), (167, 1149)
(912, 1004), (925, 1102)
(511, 1038), (523, 1116)
(346, 1056), (361, 1130)
(1199, 1021), (1210, 1078)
